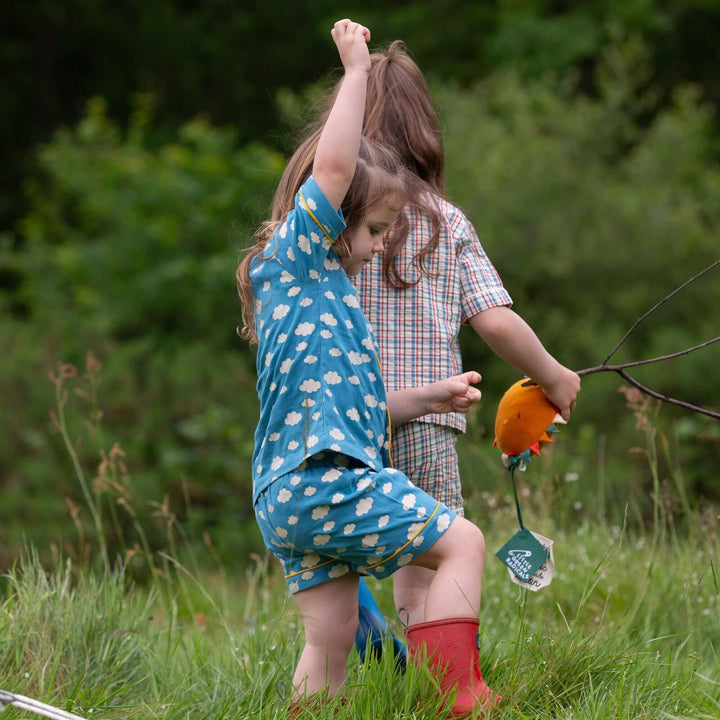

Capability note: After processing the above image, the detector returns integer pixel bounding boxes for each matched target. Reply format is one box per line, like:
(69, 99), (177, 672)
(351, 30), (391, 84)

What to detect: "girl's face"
(341, 195), (403, 276)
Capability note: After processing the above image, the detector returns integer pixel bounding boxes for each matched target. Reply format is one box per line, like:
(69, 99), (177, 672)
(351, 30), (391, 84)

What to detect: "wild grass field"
(1, 384), (718, 719)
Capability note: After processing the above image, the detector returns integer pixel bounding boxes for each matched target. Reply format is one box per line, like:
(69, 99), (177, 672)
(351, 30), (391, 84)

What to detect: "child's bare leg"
(392, 565), (434, 626)
(292, 573), (359, 698)
(405, 517), (501, 714)
(412, 516), (485, 620)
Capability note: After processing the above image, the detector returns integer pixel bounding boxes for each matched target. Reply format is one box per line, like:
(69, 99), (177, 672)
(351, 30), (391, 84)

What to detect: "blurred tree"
(3, 0), (720, 237)
(0, 0), (336, 234)
(1, 1), (720, 565)
(438, 37), (720, 455)
(2, 35), (719, 565)
(0, 101), (279, 567)
(10, 95), (283, 346)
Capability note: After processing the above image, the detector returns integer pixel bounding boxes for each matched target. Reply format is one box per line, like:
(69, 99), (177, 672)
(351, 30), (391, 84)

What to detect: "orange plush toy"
(494, 378), (567, 473)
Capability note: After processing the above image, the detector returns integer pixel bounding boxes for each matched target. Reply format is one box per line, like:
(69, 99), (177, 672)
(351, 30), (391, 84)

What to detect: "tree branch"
(602, 259), (719, 365)
(578, 260), (720, 420)
(579, 336), (720, 376)
(588, 368), (720, 419)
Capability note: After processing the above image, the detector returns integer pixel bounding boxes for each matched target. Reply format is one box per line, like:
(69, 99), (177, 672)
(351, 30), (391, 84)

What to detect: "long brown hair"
(312, 41), (446, 288)
(236, 132), (409, 344)
(366, 40), (445, 194)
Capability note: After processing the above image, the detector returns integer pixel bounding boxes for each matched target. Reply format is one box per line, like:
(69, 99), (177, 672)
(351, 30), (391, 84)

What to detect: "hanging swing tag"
(507, 531), (555, 591)
(495, 528), (548, 583)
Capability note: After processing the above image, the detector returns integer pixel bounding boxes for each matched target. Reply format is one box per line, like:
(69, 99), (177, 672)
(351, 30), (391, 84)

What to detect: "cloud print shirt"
(249, 177), (390, 504)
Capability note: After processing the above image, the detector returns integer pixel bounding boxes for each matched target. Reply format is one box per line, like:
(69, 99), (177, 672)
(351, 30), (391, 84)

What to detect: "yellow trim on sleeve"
(298, 189), (334, 243)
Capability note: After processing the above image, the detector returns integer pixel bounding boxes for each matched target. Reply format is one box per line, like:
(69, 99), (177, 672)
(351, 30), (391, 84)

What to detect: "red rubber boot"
(405, 617), (501, 717)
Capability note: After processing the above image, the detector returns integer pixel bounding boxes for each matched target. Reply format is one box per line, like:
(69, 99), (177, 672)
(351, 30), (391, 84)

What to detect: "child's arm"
(387, 371), (482, 425)
(469, 305), (580, 419)
(312, 19), (371, 210)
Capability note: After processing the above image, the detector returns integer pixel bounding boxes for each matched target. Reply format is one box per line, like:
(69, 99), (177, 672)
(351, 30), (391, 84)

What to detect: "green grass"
(0, 374), (718, 719)
(1, 501), (718, 719)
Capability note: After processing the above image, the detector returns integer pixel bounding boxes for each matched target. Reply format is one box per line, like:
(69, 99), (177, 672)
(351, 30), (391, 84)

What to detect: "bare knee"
(295, 575), (360, 654)
(453, 517), (485, 563)
(415, 516), (486, 571)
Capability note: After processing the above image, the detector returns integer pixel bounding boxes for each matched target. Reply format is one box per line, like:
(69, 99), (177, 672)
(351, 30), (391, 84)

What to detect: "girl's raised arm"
(312, 19), (371, 210)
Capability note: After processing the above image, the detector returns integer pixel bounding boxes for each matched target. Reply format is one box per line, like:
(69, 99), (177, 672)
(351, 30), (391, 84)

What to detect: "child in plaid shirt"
(315, 40), (580, 652)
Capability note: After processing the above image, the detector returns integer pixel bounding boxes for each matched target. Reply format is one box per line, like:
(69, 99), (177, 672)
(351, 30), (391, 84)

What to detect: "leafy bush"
(1, 100), (279, 566)
(435, 41), (720, 501)
(1, 40), (719, 568)
(12, 96), (283, 347)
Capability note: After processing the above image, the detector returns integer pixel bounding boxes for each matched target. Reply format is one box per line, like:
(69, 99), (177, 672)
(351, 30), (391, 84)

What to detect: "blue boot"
(354, 577), (406, 670)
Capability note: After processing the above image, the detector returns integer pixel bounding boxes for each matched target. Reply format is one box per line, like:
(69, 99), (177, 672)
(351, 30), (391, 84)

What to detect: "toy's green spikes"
(545, 412), (566, 436)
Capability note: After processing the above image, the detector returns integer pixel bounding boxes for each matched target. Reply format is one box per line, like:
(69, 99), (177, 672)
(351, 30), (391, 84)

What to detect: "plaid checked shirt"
(355, 196), (512, 433)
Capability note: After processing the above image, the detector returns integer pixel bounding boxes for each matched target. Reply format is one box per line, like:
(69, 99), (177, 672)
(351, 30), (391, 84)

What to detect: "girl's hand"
(425, 371), (483, 415)
(313, 19), (370, 210)
(331, 18), (371, 75)
(386, 372), (482, 424)
(540, 366), (581, 421)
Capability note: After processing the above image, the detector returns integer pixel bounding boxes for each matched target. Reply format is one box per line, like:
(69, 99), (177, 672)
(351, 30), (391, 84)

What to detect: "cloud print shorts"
(254, 452), (457, 594)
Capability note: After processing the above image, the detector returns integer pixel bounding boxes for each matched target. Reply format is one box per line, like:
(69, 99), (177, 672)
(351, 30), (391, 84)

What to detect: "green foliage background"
(1, 1), (719, 570)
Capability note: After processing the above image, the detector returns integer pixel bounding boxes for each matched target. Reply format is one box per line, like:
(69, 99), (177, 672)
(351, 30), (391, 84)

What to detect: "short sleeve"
(297, 176), (346, 243)
(267, 176), (346, 281)
(454, 211), (513, 320)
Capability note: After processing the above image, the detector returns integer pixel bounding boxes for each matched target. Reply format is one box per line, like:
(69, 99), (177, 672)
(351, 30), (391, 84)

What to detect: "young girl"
(237, 20), (499, 715)
(313, 38), (580, 677)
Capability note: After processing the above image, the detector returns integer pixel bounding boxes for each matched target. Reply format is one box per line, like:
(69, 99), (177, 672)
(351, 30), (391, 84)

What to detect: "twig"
(614, 369), (719, 419)
(579, 336), (720, 376)
(577, 260), (720, 420)
(577, 364), (720, 419)
(602, 259), (719, 365)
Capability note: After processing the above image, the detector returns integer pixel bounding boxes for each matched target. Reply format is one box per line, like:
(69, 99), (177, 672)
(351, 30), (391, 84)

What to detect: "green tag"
(495, 528), (548, 582)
